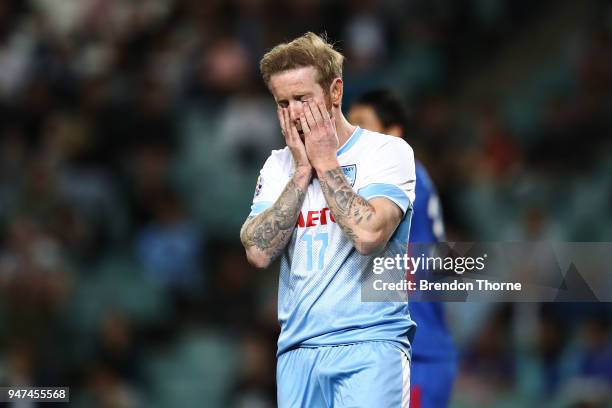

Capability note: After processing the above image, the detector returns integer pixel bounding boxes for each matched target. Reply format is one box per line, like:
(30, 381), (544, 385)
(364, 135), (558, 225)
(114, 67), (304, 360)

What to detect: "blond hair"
(260, 32), (344, 93)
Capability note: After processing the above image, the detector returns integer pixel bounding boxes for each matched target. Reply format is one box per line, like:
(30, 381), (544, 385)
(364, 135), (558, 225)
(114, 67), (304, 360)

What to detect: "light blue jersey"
(250, 127), (417, 357)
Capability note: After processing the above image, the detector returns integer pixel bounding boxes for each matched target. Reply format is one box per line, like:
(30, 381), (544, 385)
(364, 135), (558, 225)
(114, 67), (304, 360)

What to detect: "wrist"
(293, 164), (313, 182)
(314, 158), (340, 177)
(294, 163), (312, 174)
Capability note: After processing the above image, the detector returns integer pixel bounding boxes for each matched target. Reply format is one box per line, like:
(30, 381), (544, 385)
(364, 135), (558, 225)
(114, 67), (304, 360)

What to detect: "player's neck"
(334, 111), (358, 149)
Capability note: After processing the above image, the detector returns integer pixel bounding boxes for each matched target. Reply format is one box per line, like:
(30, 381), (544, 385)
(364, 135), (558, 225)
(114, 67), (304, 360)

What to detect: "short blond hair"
(260, 32), (344, 93)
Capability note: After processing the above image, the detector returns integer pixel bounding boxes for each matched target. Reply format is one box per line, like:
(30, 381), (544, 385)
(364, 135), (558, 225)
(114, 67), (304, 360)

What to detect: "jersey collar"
(336, 126), (364, 156)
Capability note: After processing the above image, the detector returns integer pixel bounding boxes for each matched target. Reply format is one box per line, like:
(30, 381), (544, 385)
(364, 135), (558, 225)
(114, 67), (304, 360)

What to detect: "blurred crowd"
(0, 0), (611, 407)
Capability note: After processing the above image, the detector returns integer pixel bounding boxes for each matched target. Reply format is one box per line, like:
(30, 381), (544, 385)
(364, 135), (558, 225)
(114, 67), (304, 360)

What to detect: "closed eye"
(276, 94), (311, 107)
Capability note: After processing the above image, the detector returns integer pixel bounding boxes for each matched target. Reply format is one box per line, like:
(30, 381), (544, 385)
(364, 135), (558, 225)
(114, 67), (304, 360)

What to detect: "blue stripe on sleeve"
(249, 201), (273, 216)
(358, 183), (411, 213)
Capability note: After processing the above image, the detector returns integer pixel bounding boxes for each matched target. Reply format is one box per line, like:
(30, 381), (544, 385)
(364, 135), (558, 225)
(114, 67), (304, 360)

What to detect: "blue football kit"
(250, 127), (416, 407)
(408, 162), (457, 408)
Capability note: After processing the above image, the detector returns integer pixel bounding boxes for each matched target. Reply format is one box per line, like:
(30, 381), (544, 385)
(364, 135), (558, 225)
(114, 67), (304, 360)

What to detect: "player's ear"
(330, 78), (343, 107)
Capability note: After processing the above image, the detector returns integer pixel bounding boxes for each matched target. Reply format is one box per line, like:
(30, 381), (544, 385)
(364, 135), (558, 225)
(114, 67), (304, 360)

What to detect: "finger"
(280, 108), (292, 142)
(277, 107), (287, 136)
(302, 101), (317, 131)
(317, 101), (332, 126)
(299, 110), (311, 135)
(284, 108), (300, 141)
(307, 99), (324, 125)
(289, 121), (302, 143)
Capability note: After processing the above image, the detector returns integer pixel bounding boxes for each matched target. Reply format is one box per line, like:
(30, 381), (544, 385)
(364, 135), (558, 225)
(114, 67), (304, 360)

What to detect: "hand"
(300, 100), (339, 173)
(278, 107), (312, 173)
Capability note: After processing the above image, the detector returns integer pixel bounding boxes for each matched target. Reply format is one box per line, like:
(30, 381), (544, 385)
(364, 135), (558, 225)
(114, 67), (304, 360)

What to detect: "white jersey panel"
(249, 128), (417, 356)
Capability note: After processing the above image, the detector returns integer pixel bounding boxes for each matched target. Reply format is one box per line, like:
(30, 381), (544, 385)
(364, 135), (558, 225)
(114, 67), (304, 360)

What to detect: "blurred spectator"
(93, 311), (142, 385)
(135, 189), (204, 294)
(577, 315), (612, 383)
(230, 331), (276, 408)
(206, 244), (259, 331)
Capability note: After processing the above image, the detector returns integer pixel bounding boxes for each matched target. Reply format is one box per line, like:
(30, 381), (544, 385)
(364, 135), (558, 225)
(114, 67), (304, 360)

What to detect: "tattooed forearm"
(241, 170), (310, 266)
(318, 167), (375, 242)
(322, 169), (356, 216)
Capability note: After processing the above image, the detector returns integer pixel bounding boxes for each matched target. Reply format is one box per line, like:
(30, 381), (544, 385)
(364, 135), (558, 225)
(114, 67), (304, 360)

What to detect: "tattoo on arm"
(318, 167), (375, 242)
(241, 176), (307, 261)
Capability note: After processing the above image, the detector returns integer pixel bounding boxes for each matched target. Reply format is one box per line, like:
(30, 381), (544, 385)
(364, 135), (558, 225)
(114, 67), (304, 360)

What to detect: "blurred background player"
(349, 89), (457, 408)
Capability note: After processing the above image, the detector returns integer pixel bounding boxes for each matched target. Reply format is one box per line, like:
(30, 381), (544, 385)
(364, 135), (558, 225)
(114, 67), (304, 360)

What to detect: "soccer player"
(240, 33), (416, 407)
(348, 89), (457, 408)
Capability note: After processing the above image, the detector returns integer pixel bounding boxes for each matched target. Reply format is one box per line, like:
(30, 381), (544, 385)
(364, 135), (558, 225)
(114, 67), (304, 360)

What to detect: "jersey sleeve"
(249, 153), (285, 217)
(357, 138), (416, 214)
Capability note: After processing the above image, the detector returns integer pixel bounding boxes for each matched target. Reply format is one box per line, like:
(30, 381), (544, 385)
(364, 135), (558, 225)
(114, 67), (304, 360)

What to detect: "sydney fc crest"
(341, 164), (357, 186)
